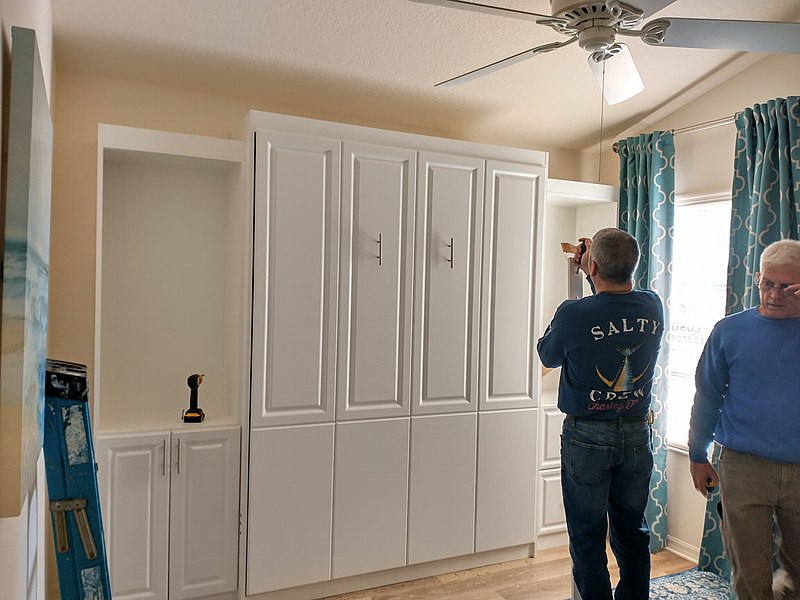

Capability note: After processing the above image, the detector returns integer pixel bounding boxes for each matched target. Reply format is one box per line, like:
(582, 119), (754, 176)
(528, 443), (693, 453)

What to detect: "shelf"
(546, 178), (615, 208)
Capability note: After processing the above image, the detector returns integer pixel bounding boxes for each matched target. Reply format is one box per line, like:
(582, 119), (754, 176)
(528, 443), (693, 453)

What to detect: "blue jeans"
(561, 417), (653, 600)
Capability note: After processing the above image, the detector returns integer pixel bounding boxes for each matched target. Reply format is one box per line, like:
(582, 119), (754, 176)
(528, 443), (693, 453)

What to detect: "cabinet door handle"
(377, 233), (382, 266)
(446, 237), (454, 269)
(162, 439), (167, 477)
(176, 438), (182, 475)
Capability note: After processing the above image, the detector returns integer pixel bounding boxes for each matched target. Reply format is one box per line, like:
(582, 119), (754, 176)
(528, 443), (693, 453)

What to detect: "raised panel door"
(480, 160), (544, 410)
(169, 428), (240, 600)
(538, 469), (567, 535)
(95, 433), (170, 600)
(540, 406), (565, 470)
(251, 131), (340, 427)
(412, 152), (484, 415)
(337, 143), (415, 420)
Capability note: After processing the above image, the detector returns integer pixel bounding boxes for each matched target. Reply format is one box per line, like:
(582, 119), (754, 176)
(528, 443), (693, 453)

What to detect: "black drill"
(182, 373), (205, 423)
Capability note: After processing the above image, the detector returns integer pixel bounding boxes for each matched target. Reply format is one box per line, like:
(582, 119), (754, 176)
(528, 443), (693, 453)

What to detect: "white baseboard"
(247, 545), (536, 600)
(666, 536), (700, 563)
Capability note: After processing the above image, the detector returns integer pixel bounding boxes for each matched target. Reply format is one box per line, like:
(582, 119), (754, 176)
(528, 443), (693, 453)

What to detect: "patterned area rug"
(649, 569), (734, 599)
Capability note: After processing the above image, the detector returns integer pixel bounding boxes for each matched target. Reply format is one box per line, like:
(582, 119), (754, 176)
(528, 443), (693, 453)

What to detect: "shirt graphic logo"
(595, 341), (650, 392)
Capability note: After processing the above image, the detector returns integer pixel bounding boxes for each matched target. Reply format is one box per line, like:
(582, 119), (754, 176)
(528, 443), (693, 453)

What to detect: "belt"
(566, 414), (650, 426)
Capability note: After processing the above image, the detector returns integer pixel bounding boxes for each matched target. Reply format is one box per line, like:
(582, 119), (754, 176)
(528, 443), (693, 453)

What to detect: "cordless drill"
(182, 373), (206, 423)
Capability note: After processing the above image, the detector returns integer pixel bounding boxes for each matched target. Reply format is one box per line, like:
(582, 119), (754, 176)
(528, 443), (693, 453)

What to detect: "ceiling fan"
(411, 0), (800, 104)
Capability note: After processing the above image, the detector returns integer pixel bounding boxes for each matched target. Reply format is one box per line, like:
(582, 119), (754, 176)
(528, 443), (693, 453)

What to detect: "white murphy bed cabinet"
(91, 115), (618, 600)
(246, 112), (544, 599)
(93, 125), (248, 600)
(535, 178), (617, 550)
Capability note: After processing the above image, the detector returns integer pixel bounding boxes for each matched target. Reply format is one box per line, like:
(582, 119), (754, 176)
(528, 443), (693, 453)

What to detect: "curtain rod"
(612, 115), (735, 153)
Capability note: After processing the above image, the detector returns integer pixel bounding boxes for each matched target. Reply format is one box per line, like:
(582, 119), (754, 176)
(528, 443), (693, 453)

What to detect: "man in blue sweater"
(538, 227), (664, 600)
(689, 239), (800, 600)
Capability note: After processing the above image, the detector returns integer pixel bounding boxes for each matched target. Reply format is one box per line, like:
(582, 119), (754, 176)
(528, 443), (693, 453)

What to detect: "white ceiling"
(50, 0), (800, 152)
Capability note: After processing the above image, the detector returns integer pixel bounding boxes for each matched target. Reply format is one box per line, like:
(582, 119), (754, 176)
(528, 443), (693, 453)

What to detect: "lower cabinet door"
(96, 432), (171, 600)
(169, 427), (240, 600)
(475, 409), (537, 552)
(538, 469), (567, 535)
(97, 428), (241, 600)
(332, 418), (410, 579)
(408, 413), (477, 564)
(247, 423), (335, 595)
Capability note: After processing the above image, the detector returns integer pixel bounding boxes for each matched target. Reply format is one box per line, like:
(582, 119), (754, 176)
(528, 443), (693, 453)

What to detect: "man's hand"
(577, 237), (591, 276)
(690, 460), (719, 497)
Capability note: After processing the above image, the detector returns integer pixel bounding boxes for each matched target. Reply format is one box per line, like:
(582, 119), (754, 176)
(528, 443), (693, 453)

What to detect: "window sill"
(666, 441), (689, 456)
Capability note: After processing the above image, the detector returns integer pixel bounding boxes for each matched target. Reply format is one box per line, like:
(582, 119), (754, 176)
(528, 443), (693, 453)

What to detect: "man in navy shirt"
(538, 227), (664, 600)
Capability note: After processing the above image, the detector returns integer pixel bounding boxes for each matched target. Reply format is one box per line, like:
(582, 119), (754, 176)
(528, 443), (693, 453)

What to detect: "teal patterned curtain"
(698, 96), (800, 578)
(617, 131), (675, 553)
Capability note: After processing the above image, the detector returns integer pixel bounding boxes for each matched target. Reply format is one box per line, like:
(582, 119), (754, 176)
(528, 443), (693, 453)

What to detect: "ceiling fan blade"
(646, 18), (800, 53)
(408, 0), (553, 21)
(587, 44), (644, 105)
(436, 37), (577, 87)
(628, 0), (677, 20)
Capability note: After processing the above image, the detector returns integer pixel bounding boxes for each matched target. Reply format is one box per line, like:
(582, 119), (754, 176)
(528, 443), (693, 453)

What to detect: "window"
(665, 198), (731, 447)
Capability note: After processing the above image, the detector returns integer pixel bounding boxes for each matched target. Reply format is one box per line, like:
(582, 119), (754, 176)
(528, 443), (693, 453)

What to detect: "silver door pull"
(447, 237), (454, 269)
(377, 233), (383, 266)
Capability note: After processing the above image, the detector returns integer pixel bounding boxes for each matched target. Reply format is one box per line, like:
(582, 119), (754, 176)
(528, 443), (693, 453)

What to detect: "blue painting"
(0, 27), (52, 517)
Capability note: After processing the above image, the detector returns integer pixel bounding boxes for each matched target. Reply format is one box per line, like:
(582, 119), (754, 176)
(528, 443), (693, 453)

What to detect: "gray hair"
(591, 227), (640, 284)
(760, 239), (800, 270)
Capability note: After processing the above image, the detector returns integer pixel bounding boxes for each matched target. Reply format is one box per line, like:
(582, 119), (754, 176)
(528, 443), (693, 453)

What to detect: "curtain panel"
(617, 130), (675, 552)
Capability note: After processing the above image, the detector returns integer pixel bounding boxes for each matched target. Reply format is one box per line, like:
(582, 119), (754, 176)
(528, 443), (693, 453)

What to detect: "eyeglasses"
(756, 275), (795, 295)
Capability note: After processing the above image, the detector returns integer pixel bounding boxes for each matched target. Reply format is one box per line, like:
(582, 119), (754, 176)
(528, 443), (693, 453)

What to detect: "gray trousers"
(719, 447), (800, 600)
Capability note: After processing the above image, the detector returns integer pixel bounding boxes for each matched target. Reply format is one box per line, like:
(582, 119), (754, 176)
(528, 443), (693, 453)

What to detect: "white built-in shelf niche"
(94, 124), (248, 434)
(540, 178), (617, 397)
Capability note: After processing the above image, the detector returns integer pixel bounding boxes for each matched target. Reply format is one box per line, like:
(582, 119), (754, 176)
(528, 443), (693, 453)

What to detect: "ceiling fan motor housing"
(578, 25), (617, 52)
(550, 1), (613, 25)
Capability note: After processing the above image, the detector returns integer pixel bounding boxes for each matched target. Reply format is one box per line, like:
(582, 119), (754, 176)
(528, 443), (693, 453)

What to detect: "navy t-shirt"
(537, 288), (664, 419)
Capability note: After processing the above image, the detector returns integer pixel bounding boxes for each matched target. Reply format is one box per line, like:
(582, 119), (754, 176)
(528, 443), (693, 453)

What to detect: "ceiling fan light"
(588, 43), (644, 105)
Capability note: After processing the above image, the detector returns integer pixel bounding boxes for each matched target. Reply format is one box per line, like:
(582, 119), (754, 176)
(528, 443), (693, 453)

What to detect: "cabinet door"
(332, 419), (410, 579)
(540, 406), (565, 470)
(247, 424), (334, 595)
(480, 160), (544, 410)
(408, 413), (477, 564)
(169, 428), (240, 600)
(251, 131), (340, 427)
(337, 143), (415, 420)
(95, 433), (170, 600)
(475, 409), (537, 552)
(412, 153), (484, 415)
(538, 469), (567, 535)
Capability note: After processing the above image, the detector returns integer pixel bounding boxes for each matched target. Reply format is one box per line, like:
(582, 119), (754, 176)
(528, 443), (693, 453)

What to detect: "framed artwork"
(0, 26), (52, 517)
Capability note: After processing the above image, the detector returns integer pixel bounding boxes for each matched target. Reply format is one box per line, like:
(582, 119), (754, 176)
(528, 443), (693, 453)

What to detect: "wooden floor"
(324, 546), (696, 600)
